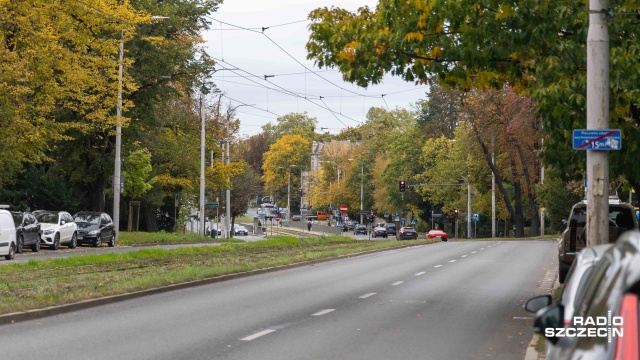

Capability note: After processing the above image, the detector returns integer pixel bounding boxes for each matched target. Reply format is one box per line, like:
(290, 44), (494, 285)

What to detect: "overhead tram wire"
(208, 17), (431, 100)
(220, 94), (281, 118)
(207, 17), (375, 98)
(210, 57), (363, 124)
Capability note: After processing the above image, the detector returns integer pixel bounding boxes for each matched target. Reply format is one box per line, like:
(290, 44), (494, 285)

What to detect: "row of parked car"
(355, 222), (449, 241)
(525, 196), (640, 359)
(0, 207), (116, 261)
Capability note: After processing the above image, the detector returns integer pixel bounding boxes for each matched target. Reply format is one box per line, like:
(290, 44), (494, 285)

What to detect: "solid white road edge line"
(241, 329), (276, 341)
(312, 309), (335, 316)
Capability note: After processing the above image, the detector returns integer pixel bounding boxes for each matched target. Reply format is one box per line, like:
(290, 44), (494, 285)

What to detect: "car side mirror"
(524, 294), (552, 313)
(533, 304), (564, 345)
(562, 219), (568, 228)
(61, 220), (66, 225)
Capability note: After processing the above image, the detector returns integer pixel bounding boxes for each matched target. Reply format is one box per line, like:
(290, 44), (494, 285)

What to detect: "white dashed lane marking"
(415, 272), (426, 276)
(434, 265), (442, 268)
(359, 293), (377, 299)
(471, 251), (477, 254)
(241, 329), (276, 341)
(312, 309), (335, 316)
(391, 281), (404, 286)
(460, 255), (467, 258)
(449, 260), (456, 263)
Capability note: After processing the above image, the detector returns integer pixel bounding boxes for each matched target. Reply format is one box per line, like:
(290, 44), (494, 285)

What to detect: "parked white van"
(0, 208), (17, 260)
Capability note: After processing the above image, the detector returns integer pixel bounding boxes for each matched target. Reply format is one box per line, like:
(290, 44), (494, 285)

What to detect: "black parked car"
(11, 211), (41, 253)
(73, 212), (116, 247)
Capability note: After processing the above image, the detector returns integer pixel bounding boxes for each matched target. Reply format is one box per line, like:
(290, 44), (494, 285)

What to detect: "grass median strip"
(0, 236), (438, 315)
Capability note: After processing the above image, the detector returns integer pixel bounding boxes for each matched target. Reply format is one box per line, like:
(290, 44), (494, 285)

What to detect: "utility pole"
(199, 91), (206, 236)
(113, 33), (124, 242)
(586, 0), (610, 247)
(492, 138), (496, 238)
(467, 182), (472, 239)
(225, 138), (231, 239)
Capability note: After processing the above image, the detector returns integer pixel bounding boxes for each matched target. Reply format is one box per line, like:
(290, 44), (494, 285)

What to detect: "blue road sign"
(410, 219), (417, 225)
(394, 211), (400, 217)
(472, 213), (480, 222)
(400, 219), (406, 226)
(573, 129), (621, 150)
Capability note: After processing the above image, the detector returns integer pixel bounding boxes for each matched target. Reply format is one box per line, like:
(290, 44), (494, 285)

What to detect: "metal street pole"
(199, 92), (206, 236)
(360, 163), (364, 225)
(586, 0), (610, 247)
(225, 139), (231, 238)
(467, 182), (472, 239)
(492, 139), (496, 238)
(113, 33), (124, 243)
(287, 169), (291, 223)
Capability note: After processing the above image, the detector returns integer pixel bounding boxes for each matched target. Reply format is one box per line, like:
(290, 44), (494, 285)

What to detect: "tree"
(262, 134), (312, 204)
(228, 165), (261, 237)
(262, 112), (317, 144)
(306, 1), (640, 195)
(0, 0), (145, 187)
(123, 148), (157, 199)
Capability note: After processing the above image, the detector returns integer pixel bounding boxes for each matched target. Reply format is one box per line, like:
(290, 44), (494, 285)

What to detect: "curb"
(0, 242), (430, 326)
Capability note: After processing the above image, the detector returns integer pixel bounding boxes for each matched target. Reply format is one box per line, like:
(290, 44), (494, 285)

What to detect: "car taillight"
(614, 294), (639, 360)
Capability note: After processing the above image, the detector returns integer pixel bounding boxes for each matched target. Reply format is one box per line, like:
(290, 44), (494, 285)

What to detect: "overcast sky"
(201, 0), (430, 137)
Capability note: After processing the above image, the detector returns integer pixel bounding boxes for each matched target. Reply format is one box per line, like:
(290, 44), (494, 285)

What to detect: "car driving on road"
(427, 229), (448, 242)
(353, 224), (367, 235)
(372, 225), (388, 238)
(397, 226), (418, 240)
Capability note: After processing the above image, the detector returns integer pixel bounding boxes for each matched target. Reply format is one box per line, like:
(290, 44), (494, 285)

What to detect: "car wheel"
(32, 235), (41, 252)
(68, 233), (77, 249)
(108, 232), (116, 247)
(94, 234), (102, 247)
(17, 236), (24, 253)
(52, 233), (60, 250)
(442, 237), (447, 242)
(5, 244), (15, 260)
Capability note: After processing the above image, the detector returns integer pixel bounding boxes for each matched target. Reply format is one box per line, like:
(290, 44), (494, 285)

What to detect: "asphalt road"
(0, 240), (557, 360)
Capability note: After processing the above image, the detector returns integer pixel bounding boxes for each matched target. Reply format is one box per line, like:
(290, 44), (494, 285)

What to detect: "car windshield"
(36, 212), (59, 224)
(74, 213), (100, 224)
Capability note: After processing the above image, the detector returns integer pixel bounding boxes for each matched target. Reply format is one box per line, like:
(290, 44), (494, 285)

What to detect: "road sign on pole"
(572, 129), (621, 150)
(275, 215), (280, 222)
(340, 205), (348, 213)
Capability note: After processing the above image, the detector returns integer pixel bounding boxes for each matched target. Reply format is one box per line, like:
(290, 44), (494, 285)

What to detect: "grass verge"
(0, 236), (439, 315)
(117, 231), (243, 246)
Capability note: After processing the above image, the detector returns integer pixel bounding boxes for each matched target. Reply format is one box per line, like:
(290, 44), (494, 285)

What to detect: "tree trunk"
(515, 143), (540, 236)
(507, 151), (526, 237)
(143, 205), (159, 232)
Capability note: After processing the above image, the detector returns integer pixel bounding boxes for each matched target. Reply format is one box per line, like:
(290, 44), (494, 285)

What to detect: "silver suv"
(558, 197), (637, 283)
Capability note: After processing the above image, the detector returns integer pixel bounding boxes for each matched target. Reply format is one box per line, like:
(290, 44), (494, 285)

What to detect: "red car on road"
(427, 229), (448, 241)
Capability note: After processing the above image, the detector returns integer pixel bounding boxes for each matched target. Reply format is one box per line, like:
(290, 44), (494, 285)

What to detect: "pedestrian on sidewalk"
(307, 221), (312, 232)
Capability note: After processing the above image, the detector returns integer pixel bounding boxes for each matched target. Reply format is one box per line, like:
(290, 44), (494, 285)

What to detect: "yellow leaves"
(427, 46), (442, 59)
(404, 31), (424, 43)
(496, 4), (514, 20)
(337, 41), (359, 63)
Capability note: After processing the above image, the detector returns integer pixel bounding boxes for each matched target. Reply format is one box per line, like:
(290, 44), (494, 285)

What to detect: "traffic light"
(454, 209), (459, 218)
(399, 180), (406, 192)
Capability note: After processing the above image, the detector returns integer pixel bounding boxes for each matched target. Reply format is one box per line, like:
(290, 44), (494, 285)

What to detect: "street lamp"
(113, 16), (168, 242)
(348, 158), (364, 224)
(221, 100), (254, 239)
